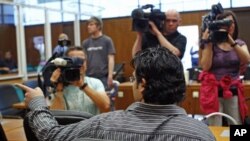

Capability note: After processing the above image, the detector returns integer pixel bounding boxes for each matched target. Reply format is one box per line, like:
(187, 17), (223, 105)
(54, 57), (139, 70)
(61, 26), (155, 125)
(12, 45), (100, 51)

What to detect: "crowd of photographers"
(16, 2), (250, 140)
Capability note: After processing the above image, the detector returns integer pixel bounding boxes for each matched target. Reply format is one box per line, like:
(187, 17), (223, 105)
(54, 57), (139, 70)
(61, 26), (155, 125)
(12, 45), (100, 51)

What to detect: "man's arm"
(108, 54), (115, 89)
(132, 32), (143, 57)
(81, 84), (110, 113)
(15, 84), (93, 141)
(149, 22), (185, 57)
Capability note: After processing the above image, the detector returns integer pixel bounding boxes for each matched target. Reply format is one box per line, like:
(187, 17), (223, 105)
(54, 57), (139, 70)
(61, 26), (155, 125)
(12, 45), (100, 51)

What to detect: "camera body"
(131, 4), (165, 32)
(58, 39), (71, 47)
(201, 3), (232, 43)
(42, 57), (84, 87)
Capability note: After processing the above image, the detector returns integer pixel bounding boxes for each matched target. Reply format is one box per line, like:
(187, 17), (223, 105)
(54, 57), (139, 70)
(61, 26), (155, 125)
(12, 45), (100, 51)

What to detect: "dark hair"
(131, 47), (186, 105)
(65, 46), (86, 57)
(216, 10), (238, 40)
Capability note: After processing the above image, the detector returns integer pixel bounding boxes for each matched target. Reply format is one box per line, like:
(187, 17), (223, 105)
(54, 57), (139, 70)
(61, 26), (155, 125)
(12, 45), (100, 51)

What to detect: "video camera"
(131, 4), (165, 32)
(42, 57), (84, 87)
(201, 3), (233, 43)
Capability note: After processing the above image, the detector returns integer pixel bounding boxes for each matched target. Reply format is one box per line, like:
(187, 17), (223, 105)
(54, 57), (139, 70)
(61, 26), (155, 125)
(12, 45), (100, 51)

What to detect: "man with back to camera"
(16, 47), (215, 141)
(49, 46), (110, 115)
(82, 16), (116, 91)
(132, 9), (187, 59)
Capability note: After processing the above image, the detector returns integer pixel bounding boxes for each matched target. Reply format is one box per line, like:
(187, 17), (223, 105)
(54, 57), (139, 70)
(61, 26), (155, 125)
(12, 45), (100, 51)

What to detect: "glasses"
(129, 76), (136, 82)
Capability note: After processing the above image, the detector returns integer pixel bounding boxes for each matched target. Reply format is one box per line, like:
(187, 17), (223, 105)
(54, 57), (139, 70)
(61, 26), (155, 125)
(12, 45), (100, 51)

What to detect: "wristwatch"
(80, 83), (88, 90)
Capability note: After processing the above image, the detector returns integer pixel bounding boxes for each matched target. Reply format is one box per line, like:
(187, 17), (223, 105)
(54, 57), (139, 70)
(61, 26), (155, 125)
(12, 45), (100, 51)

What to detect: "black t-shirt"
(141, 31), (187, 59)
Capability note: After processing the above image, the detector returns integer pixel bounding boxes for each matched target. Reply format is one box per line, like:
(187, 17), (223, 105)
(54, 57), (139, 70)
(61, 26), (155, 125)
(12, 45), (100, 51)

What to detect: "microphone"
(51, 58), (67, 66)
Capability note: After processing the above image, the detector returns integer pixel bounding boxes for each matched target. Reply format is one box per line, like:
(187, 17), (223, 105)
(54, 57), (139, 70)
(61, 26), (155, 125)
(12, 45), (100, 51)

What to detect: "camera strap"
(37, 52), (58, 97)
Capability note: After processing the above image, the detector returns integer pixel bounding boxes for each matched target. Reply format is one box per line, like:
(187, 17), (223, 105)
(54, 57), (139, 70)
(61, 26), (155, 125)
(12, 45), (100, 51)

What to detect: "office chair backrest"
(23, 110), (93, 141)
(0, 84), (24, 116)
(23, 79), (38, 89)
(0, 123), (7, 141)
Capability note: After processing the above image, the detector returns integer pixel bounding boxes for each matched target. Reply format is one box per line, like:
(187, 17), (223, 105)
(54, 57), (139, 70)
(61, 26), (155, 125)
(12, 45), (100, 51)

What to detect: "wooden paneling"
(51, 22), (75, 50)
(24, 25), (44, 66)
(0, 25), (17, 62)
(1, 8), (250, 83)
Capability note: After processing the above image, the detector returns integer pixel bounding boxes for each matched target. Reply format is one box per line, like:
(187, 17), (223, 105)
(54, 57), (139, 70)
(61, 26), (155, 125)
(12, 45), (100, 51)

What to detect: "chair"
(107, 81), (120, 111)
(23, 110), (93, 141)
(0, 84), (25, 117)
(0, 123), (7, 141)
(201, 112), (238, 125)
(113, 63), (125, 82)
(23, 79), (38, 89)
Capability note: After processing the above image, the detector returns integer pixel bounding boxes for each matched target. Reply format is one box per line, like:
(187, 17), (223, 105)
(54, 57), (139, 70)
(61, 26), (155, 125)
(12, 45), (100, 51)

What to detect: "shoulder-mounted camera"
(201, 3), (233, 43)
(131, 4), (165, 32)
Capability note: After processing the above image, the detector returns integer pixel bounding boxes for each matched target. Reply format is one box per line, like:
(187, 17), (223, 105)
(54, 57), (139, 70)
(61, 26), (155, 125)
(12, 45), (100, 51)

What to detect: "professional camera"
(131, 4), (165, 32)
(42, 57), (84, 87)
(201, 3), (233, 43)
(58, 39), (71, 47)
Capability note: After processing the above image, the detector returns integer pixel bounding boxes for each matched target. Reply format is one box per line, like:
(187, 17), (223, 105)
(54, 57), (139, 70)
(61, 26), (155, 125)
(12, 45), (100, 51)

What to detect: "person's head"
(65, 46), (87, 74)
(165, 9), (181, 34)
(58, 33), (70, 47)
(131, 47), (186, 105)
(216, 10), (238, 40)
(87, 16), (103, 34)
(58, 33), (69, 40)
(4, 51), (12, 60)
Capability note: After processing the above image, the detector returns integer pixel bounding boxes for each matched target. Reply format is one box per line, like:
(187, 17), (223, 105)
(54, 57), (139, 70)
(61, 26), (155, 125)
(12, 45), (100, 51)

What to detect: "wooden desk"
(1, 118), (27, 141)
(12, 102), (26, 109)
(209, 126), (229, 141)
(116, 81), (250, 115)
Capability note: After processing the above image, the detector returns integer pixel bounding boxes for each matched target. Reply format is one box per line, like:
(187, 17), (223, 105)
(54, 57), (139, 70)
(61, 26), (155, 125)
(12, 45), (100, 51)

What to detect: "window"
(13, 0), (250, 25)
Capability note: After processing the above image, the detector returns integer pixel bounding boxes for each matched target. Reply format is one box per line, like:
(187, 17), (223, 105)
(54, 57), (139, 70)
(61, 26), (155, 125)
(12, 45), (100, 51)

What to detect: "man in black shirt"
(132, 9), (187, 59)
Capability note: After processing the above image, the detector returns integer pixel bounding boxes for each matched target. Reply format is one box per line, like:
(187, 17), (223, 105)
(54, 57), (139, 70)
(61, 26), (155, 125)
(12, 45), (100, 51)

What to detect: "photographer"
(50, 46), (110, 115)
(132, 9), (187, 59)
(199, 10), (250, 125)
(53, 33), (71, 57)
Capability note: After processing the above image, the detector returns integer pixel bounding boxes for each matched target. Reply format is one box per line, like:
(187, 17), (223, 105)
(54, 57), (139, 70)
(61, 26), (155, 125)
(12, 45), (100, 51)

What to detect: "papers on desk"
(220, 129), (229, 137)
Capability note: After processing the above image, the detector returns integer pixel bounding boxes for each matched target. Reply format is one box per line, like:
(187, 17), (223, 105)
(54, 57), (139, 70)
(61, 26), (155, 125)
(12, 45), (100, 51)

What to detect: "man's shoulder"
(85, 76), (105, 90)
(85, 76), (102, 83)
(89, 110), (125, 122)
(82, 38), (92, 45)
(176, 31), (187, 39)
(101, 35), (113, 41)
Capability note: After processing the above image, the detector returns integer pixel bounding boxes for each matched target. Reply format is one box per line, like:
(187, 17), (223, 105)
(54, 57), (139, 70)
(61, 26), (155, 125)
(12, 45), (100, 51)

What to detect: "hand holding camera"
(131, 4), (165, 33)
(201, 3), (233, 43)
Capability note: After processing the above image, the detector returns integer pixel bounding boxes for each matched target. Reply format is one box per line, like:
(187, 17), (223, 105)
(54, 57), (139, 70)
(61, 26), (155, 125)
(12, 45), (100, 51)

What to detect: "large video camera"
(42, 57), (84, 87)
(131, 4), (165, 32)
(201, 3), (233, 43)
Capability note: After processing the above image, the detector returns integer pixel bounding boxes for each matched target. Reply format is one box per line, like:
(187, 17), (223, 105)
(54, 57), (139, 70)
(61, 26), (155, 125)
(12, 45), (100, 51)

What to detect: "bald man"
(53, 33), (70, 57)
(132, 9), (187, 59)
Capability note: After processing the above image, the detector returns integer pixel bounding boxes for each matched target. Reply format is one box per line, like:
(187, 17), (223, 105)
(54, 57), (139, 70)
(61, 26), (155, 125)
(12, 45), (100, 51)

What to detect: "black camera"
(201, 3), (233, 43)
(58, 39), (71, 47)
(131, 4), (165, 32)
(42, 57), (84, 87)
